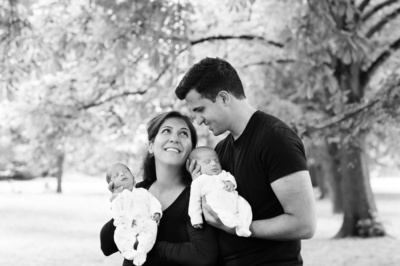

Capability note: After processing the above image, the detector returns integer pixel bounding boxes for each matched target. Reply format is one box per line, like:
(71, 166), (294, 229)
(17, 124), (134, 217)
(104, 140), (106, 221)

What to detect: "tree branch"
(362, 0), (399, 22)
(239, 59), (296, 68)
(79, 56), (178, 110)
(358, 0), (371, 12)
(304, 98), (380, 134)
(301, 75), (400, 136)
(79, 90), (148, 110)
(190, 35), (284, 48)
(365, 6), (400, 38)
(364, 36), (400, 82)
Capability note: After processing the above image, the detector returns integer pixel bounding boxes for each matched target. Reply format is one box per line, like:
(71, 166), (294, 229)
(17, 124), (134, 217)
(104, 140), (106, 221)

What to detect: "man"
(175, 57), (316, 266)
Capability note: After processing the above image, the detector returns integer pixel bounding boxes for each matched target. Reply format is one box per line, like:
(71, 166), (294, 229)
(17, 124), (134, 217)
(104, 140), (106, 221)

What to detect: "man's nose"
(196, 116), (204, 126)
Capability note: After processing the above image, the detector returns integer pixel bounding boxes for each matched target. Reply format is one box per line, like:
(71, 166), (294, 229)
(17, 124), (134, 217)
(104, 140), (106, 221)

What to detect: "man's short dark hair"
(175, 57), (246, 102)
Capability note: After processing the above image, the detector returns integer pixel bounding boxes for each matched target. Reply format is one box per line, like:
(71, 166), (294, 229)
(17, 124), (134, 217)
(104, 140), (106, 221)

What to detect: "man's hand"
(201, 197), (236, 235)
(108, 182), (123, 202)
(186, 158), (201, 180)
(222, 181), (235, 192)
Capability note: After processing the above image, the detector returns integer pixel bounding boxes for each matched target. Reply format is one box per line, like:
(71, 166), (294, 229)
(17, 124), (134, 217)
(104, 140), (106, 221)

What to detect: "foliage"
(276, 0), (400, 147)
(0, 0), (193, 176)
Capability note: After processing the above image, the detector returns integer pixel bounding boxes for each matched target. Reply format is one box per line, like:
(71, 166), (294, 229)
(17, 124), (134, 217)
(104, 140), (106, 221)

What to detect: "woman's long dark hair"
(141, 111), (197, 188)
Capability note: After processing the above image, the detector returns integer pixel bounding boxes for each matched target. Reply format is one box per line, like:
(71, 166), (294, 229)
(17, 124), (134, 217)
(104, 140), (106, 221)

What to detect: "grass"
(1, 174), (399, 266)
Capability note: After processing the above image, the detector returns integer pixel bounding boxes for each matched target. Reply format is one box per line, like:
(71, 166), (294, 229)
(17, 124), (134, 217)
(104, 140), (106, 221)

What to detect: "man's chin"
(210, 130), (223, 136)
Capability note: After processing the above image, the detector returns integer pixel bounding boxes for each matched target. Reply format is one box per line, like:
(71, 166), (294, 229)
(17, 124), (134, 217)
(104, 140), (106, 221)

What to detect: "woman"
(100, 111), (218, 266)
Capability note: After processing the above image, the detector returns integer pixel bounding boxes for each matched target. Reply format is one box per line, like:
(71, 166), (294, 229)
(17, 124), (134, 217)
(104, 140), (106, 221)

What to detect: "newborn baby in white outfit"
(188, 147), (252, 237)
(107, 163), (162, 266)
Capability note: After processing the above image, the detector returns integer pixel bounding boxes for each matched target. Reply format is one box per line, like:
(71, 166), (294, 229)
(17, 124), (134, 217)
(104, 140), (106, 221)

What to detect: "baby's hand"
(222, 181), (235, 192)
(152, 213), (161, 225)
(193, 223), (203, 229)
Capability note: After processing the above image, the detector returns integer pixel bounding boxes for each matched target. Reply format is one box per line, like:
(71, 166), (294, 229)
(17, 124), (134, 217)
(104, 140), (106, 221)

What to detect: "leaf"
(327, 75), (339, 94)
(342, 47), (352, 65)
(306, 84), (314, 100)
(337, 1), (347, 17)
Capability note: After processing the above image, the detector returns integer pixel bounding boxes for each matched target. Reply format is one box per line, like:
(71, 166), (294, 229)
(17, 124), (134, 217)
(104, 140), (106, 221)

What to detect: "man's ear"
(217, 91), (230, 106)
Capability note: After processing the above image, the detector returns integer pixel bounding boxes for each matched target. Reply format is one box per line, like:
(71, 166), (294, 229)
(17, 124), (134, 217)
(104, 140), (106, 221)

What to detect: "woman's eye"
(161, 128), (170, 133)
(180, 131), (189, 137)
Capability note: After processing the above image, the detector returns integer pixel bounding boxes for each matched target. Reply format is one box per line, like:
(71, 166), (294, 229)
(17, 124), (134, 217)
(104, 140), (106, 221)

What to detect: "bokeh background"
(1, 0), (400, 265)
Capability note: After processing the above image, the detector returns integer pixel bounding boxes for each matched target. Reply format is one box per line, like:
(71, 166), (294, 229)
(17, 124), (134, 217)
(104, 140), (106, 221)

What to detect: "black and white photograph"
(1, 0), (400, 265)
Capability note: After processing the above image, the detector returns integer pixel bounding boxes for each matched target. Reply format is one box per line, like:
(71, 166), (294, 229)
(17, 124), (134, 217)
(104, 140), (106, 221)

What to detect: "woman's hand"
(108, 182), (123, 202)
(186, 158), (201, 180)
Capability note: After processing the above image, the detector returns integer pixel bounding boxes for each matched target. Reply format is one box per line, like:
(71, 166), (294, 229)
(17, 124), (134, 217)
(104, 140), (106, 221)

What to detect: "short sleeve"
(262, 127), (308, 183)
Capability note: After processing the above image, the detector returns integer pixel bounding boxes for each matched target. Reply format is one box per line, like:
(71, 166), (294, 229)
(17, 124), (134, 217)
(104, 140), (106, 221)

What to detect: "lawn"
(1, 174), (399, 266)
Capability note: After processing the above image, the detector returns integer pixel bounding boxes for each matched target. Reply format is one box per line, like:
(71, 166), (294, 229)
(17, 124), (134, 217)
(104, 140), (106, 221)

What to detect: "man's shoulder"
(215, 134), (232, 152)
(253, 111), (299, 140)
(254, 111), (290, 131)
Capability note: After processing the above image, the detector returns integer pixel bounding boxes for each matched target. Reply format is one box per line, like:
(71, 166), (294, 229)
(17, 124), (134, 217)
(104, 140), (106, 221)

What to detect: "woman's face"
(149, 117), (193, 167)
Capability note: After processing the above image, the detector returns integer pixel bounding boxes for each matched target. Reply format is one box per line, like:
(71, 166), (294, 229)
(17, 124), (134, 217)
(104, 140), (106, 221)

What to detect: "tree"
(286, 0), (400, 237)
(0, 0), (192, 191)
(183, 0), (400, 237)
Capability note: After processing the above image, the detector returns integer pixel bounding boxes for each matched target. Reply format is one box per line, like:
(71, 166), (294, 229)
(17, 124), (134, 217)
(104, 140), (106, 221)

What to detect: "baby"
(106, 163), (162, 266)
(188, 147), (252, 237)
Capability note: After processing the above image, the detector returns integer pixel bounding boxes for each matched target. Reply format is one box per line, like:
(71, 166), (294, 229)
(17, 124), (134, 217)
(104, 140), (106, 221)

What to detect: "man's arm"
(250, 170), (316, 240)
(203, 170), (316, 240)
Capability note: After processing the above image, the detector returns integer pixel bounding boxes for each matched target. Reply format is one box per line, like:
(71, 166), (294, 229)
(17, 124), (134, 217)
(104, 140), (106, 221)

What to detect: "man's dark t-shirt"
(214, 111), (308, 266)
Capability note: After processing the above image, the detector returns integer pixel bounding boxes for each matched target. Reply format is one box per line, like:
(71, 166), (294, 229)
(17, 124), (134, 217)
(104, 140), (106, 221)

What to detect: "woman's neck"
(154, 163), (185, 191)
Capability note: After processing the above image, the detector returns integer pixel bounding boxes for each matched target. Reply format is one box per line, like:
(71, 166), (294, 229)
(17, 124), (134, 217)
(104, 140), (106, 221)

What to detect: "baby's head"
(190, 147), (222, 178)
(106, 163), (136, 191)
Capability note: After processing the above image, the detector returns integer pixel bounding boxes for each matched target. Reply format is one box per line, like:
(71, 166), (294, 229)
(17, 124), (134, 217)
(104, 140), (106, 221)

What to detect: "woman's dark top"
(100, 182), (218, 266)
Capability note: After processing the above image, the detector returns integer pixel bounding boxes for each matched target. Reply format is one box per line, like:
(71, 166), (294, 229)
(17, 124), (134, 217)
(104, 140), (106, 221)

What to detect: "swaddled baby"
(107, 163), (162, 266)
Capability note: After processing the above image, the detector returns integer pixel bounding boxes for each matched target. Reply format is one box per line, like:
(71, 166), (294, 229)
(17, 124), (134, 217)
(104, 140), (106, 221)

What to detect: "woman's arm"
(153, 219), (218, 266)
(100, 219), (119, 256)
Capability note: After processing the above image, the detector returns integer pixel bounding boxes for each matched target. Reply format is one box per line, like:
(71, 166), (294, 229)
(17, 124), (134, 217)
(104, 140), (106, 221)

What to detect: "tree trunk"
(331, 61), (385, 237)
(55, 151), (65, 194)
(311, 141), (333, 200)
(326, 141), (343, 213)
(335, 135), (385, 237)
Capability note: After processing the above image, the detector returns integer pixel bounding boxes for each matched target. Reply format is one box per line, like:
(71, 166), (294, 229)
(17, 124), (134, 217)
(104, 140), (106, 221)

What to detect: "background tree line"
(1, 0), (399, 238)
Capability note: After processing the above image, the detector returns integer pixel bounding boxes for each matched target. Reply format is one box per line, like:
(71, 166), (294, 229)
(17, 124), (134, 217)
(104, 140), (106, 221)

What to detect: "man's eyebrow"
(192, 106), (203, 112)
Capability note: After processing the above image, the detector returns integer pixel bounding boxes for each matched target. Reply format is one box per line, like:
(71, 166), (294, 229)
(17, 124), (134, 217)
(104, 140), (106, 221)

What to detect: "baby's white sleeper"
(112, 188), (162, 265)
(189, 170), (252, 237)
